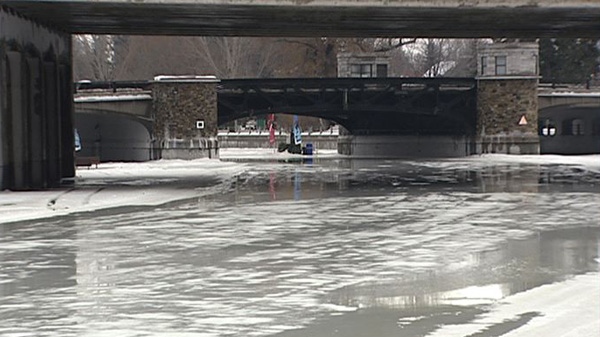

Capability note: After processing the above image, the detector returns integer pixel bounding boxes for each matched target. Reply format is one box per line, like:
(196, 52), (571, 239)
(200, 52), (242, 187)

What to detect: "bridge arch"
(74, 92), (156, 162)
(75, 110), (156, 162)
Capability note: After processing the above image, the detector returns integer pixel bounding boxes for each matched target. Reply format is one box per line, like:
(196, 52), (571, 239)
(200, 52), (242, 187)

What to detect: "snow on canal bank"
(426, 272), (599, 337)
(0, 159), (246, 224)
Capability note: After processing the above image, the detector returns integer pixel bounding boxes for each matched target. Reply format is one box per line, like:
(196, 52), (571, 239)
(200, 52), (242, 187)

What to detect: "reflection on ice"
(341, 283), (510, 310)
(223, 158), (600, 206)
(433, 284), (509, 306)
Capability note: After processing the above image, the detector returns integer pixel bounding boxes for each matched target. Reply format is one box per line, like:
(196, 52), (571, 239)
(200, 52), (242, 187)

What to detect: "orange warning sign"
(518, 115), (528, 125)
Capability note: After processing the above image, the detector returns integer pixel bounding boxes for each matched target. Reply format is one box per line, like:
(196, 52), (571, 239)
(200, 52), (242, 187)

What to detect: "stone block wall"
(476, 78), (539, 154)
(477, 42), (538, 77)
(152, 77), (219, 159)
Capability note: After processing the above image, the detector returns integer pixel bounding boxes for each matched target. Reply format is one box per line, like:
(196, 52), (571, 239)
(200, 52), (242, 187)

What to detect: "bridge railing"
(74, 80), (152, 93)
(218, 77), (477, 91)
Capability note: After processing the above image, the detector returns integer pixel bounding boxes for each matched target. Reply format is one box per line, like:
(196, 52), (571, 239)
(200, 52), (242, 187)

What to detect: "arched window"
(572, 119), (584, 136)
(593, 118), (600, 136)
(562, 118), (585, 136)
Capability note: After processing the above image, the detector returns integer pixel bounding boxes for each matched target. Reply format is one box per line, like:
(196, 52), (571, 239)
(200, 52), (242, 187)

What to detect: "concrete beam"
(2, 0), (600, 37)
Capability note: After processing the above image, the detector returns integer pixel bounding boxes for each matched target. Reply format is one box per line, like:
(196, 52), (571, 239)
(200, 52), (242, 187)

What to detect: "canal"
(0, 156), (599, 336)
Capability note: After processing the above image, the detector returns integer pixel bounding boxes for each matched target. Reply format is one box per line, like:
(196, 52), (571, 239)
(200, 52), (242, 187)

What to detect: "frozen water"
(0, 152), (599, 336)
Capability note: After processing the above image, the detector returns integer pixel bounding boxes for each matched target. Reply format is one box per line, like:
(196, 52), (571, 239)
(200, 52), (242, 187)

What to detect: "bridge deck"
(3, 1), (600, 37)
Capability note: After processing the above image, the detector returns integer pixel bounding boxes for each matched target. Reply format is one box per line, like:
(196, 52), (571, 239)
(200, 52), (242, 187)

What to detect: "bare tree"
(413, 39), (452, 77)
(73, 35), (119, 81)
(179, 37), (280, 79)
(401, 39), (482, 77)
(374, 38), (418, 52)
(111, 36), (191, 80)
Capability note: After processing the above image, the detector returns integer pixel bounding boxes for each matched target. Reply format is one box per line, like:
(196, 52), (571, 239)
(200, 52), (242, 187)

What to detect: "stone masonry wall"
(153, 82), (217, 139)
(152, 80), (219, 159)
(477, 79), (538, 135)
(476, 78), (539, 154)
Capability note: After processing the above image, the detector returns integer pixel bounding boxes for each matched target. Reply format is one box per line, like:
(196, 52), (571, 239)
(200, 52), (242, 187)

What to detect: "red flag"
(268, 114), (276, 145)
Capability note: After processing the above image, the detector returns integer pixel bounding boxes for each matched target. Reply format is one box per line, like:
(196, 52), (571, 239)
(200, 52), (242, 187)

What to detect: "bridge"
(2, 0), (600, 38)
(74, 77), (476, 160)
(2, 1), (600, 189)
(74, 77), (476, 135)
(217, 78), (476, 135)
(74, 79), (600, 159)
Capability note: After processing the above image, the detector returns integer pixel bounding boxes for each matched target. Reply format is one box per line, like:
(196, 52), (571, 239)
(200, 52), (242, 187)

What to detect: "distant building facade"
(337, 53), (390, 78)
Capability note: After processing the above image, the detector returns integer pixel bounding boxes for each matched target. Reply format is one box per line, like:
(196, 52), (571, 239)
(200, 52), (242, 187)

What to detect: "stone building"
(476, 42), (540, 154)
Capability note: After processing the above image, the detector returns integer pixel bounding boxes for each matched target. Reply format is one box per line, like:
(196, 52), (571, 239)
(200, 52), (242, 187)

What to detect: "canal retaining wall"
(218, 132), (339, 150)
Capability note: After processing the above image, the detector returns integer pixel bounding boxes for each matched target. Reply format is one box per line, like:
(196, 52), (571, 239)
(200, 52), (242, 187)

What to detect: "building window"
(350, 64), (373, 78)
(572, 119), (584, 135)
(562, 118), (585, 136)
(376, 64), (388, 78)
(481, 56), (487, 75)
(495, 56), (507, 75)
(539, 119), (556, 137)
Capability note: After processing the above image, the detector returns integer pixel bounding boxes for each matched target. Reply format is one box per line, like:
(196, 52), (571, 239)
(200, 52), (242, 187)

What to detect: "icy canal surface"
(1, 157), (599, 336)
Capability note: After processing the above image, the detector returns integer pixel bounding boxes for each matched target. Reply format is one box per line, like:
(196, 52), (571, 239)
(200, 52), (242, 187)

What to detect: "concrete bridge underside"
(3, 0), (600, 38)
(74, 94), (156, 161)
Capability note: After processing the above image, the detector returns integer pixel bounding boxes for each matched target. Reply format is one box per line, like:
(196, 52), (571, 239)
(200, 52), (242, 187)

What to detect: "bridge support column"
(0, 6), (74, 190)
(476, 79), (539, 154)
(152, 76), (220, 160)
(475, 42), (540, 155)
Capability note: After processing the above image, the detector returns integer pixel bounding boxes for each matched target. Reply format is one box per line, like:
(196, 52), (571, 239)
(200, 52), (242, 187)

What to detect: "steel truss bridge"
(218, 77), (476, 135)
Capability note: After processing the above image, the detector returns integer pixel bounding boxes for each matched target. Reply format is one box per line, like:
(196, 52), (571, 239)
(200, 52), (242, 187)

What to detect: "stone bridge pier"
(475, 42), (540, 154)
(152, 76), (220, 159)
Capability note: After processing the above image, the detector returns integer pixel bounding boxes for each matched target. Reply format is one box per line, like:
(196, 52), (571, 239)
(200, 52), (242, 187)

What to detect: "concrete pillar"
(0, 54), (5, 185)
(6, 52), (27, 188)
(59, 63), (75, 182)
(151, 76), (220, 159)
(0, 6), (73, 190)
(27, 56), (46, 188)
(476, 42), (540, 154)
(44, 59), (62, 187)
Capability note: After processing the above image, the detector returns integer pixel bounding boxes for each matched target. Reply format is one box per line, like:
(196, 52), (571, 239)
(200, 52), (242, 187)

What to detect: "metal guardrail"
(75, 77), (477, 93)
(74, 80), (151, 93)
